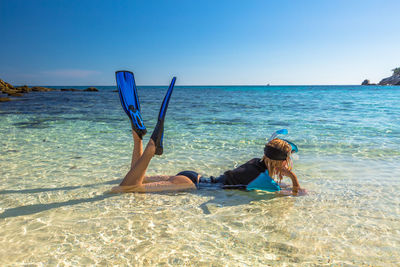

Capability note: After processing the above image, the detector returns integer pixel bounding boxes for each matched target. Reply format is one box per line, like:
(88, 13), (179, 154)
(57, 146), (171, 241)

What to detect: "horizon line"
(16, 83), (372, 87)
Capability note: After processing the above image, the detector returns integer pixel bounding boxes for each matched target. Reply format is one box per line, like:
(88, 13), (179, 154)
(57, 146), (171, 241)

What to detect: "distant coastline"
(2, 67), (400, 103)
(361, 67), (400, 86)
(0, 79), (99, 102)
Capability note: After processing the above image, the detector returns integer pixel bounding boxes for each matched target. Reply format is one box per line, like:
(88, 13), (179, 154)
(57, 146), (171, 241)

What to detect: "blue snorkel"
(268, 128), (288, 141)
(268, 129), (298, 153)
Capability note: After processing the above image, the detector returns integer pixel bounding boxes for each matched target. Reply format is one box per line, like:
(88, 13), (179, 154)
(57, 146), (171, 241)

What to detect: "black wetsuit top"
(177, 158), (267, 189)
(222, 158), (267, 187)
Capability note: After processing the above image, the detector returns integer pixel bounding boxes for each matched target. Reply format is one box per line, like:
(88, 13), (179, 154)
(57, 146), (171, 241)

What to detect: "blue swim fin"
(151, 77), (176, 155)
(115, 71), (147, 139)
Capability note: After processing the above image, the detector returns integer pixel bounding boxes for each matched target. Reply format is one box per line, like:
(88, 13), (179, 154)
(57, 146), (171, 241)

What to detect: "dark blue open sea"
(1, 85), (399, 265)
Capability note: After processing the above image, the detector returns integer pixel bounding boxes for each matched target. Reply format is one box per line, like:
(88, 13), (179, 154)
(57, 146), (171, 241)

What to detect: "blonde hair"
(263, 138), (293, 182)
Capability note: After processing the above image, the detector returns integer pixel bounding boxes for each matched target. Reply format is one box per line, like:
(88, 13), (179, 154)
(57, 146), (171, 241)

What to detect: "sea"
(0, 85), (399, 266)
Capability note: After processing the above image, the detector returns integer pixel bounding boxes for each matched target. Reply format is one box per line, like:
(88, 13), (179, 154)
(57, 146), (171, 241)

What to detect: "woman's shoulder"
(246, 158), (262, 165)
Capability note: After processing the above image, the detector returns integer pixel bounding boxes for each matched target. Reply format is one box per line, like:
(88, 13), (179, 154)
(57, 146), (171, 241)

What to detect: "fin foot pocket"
(150, 77), (176, 156)
(151, 119), (164, 155)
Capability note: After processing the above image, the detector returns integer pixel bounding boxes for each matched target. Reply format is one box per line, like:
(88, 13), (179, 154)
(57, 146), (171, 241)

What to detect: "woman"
(111, 130), (302, 195)
(112, 71), (302, 195)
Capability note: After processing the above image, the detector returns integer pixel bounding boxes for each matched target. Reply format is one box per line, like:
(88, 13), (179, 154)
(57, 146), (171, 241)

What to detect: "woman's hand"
(277, 186), (307, 196)
(278, 167), (300, 187)
(275, 166), (306, 196)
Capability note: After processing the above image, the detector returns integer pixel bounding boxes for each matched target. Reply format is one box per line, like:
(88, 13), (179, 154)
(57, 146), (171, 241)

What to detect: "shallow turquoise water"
(0, 86), (399, 265)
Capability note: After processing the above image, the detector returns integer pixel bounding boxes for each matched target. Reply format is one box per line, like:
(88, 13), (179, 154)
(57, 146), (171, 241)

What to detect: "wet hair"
(263, 138), (293, 182)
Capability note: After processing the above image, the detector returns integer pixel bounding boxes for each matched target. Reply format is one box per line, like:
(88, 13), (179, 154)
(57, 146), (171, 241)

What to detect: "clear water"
(0, 86), (399, 266)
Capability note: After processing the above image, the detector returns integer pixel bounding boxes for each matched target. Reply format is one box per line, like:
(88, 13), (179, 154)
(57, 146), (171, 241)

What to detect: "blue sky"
(1, 0), (399, 85)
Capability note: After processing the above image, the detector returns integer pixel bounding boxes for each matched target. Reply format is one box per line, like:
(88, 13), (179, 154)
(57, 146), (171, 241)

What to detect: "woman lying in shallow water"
(112, 71), (304, 195)
(111, 129), (304, 196)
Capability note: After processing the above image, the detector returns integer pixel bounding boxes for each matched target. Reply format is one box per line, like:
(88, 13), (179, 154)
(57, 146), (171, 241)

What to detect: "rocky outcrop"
(0, 97), (11, 102)
(1, 78), (99, 102)
(15, 85), (31, 93)
(378, 74), (400, 85)
(84, 87), (99, 92)
(8, 93), (24, 97)
(31, 86), (53, 92)
(362, 67), (400, 86)
(0, 79), (15, 94)
(61, 87), (99, 92)
(362, 79), (370, 85)
(361, 79), (376, 86)
(1, 79), (54, 97)
(60, 88), (80, 91)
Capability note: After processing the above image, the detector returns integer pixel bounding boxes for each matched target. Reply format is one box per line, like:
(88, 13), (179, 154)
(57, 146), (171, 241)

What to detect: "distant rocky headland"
(362, 67), (400, 86)
(0, 79), (99, 102)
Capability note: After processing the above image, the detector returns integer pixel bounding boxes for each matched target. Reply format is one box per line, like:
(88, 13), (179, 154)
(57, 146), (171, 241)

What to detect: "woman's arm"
(279, 168), (300, 188)
(276, 168), (306, 196)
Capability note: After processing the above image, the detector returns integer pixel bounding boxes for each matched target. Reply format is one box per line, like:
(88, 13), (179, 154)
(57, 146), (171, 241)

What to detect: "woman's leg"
(143, 175), (171, 183)
(120, 139), (156, 186)
(131, 130), (143, 169)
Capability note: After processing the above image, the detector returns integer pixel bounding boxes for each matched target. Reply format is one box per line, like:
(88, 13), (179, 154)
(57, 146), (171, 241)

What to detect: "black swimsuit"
(177, 158), (266, 189)
(176, 171), (199, 185)
(176, 171), (223, 189)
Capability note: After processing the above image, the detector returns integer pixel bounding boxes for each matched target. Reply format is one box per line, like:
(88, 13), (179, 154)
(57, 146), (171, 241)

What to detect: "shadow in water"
(0, 180), (283, 218)
(196, 189), (279, 214)
(0, 193), (116, 219)
(0, 179), (121, 219)
(0, 179), (120, 195)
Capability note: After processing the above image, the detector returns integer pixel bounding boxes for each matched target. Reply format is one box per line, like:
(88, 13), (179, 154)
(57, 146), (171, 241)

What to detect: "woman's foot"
(129, 105), (147, 139)
(132, 128), (143, 141)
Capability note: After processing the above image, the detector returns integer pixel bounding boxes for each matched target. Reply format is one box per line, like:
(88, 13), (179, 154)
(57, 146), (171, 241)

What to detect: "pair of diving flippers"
(115, 71), (176, 155)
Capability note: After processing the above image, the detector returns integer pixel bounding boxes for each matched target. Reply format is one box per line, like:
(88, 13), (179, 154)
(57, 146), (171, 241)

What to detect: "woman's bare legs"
(131, 130), (143, 169)
(120, 136), (156, 186)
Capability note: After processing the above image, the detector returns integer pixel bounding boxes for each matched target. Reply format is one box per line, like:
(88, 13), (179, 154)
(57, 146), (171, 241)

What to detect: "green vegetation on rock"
(392, 67), (400, 76)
